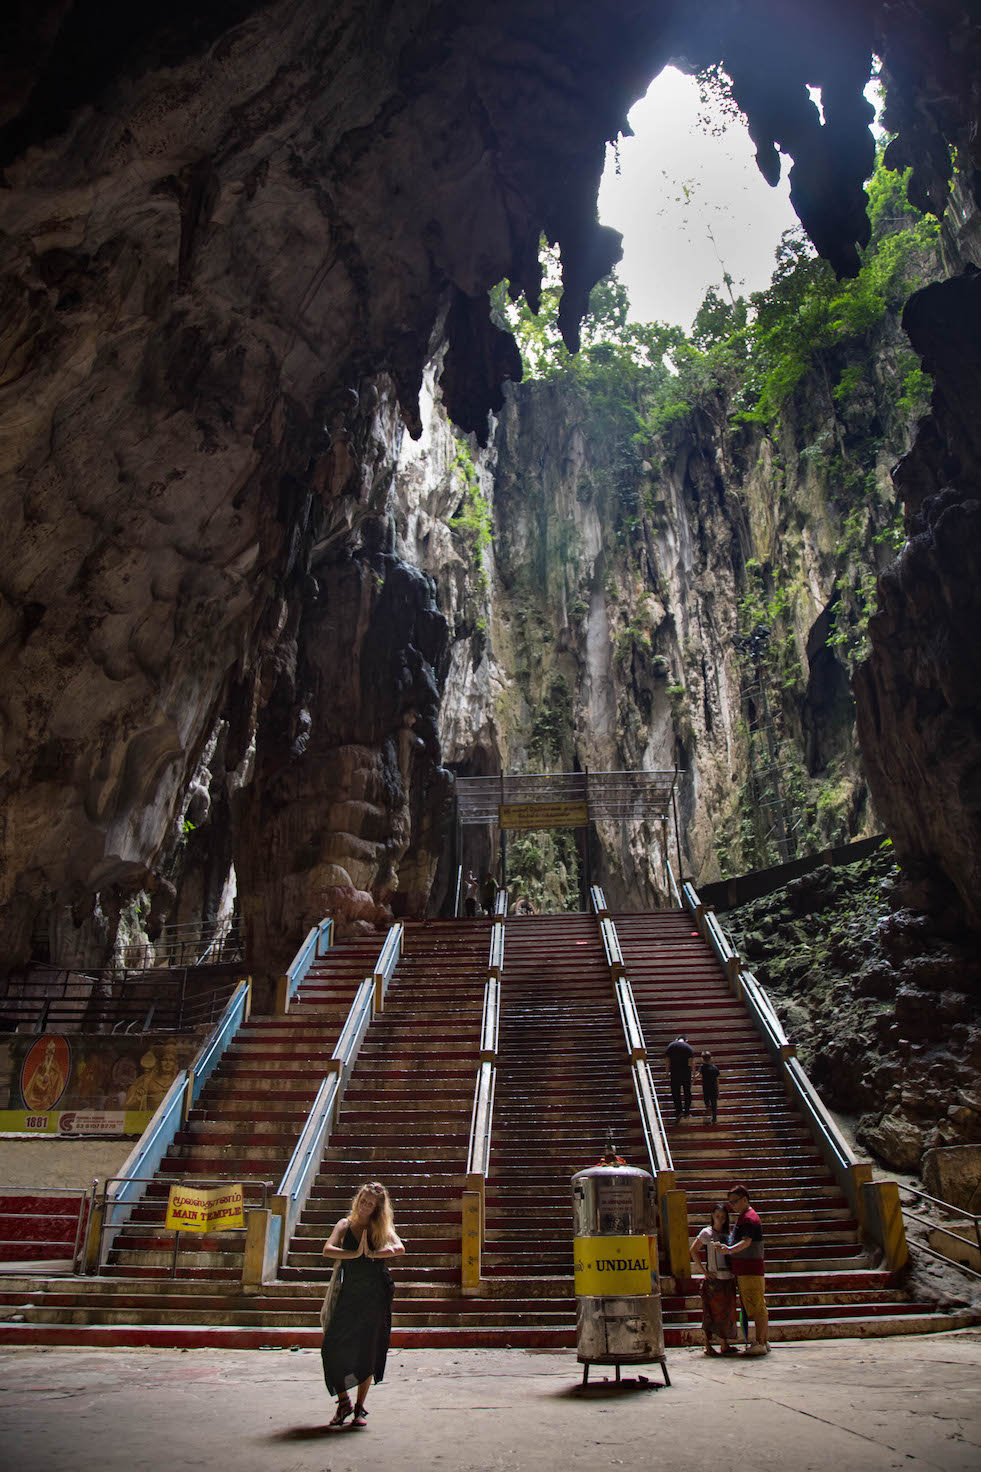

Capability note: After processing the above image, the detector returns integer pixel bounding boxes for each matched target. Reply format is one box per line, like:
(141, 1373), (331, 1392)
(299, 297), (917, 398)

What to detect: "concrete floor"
(1, 1332), (979, 1472)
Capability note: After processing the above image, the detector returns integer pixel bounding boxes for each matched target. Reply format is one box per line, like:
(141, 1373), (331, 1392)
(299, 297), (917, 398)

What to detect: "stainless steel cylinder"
(572, 1162), (665, 1365)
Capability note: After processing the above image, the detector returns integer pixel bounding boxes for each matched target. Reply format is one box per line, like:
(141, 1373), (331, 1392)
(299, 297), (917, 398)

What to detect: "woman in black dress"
(321, 1181), (404, 1427)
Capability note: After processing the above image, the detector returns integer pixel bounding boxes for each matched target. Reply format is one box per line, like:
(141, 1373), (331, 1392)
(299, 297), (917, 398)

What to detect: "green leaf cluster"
(503, 152), (940, 440)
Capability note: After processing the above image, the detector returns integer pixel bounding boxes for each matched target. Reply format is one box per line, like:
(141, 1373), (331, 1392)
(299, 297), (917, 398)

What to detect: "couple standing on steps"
(666, 1034), (720, 1124)
(691, 1186), (770, 1357)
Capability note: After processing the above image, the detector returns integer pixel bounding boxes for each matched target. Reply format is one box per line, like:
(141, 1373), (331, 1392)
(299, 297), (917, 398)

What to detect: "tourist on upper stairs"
(690, 1203), (739, 1356)
(464, 871), (479, 918)
(320, 1182), (405, 1427)
(665, 1034), (695, 1122)
(726, 1183), (769, 1356)
(480, 872), (497, 917)
(699, 1051), (721, 1125)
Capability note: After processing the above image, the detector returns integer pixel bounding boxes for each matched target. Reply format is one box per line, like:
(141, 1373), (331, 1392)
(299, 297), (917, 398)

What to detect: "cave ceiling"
(0, 0), (978, 967)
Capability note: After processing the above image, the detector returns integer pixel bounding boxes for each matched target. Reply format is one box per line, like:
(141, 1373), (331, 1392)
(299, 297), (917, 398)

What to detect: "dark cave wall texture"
(0, 0), (979, 973)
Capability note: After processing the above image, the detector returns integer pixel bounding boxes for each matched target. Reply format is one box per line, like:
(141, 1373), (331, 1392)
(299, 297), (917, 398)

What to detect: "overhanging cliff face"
(429, 337), (917, 908)
(0, 0), (978, 970)
(855, 266), (981, 934)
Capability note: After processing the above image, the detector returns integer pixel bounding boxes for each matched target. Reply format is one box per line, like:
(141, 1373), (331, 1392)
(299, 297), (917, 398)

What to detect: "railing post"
(461, 1184), (483, 1294)
(861, 1178), (908, 1271)
(241, 1209), (282, 1288)
(275, 974), (290, 1015)
(82, 1197), (105, 1274)
(655, 1169), (690, 1281)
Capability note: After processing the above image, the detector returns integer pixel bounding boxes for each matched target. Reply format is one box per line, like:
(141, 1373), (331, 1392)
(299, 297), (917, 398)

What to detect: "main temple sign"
(165, 1183), (245, 1233)
(499, 801), (589, 830)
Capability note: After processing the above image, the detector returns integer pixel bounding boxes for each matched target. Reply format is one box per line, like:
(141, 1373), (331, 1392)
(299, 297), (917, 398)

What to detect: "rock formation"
(0, 1), (979, 977)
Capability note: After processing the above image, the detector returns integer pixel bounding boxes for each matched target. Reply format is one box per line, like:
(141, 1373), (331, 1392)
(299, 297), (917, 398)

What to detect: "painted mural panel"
(0, 1033), (199, 1135)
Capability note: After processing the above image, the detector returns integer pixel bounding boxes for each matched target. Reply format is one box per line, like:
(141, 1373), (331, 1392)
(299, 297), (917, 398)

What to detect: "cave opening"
(0, 1), (977, 979)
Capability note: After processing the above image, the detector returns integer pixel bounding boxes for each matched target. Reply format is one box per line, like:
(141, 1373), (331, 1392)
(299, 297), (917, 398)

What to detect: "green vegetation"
(503, 151), (939, 460)
(506, 828), (581, 913)
(448, 438), (492, 629)
(529, 675), (573, 764)
(491, 149), (942, 880)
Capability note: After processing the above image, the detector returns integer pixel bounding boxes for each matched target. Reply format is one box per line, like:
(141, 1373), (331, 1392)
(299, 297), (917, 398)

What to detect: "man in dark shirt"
(727, 1183), (769, 1355)
(700, 1051), (721, 1124)
(665, 1035), (694, 1123)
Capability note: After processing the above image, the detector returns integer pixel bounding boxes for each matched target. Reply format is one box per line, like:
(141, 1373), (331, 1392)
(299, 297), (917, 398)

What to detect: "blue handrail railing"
(189, 978), (252, 1107)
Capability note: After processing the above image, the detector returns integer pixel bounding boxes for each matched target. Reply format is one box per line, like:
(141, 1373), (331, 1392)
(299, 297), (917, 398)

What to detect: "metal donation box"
(571, 1160), (670, 1387)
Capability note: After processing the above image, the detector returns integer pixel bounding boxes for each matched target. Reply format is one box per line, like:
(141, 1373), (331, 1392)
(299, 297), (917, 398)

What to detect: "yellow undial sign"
(574, 1234), (656, 1296)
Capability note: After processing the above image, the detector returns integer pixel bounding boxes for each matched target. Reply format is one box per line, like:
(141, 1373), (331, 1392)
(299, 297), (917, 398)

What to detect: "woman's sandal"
(353, 1404), (369, 1427)
(328, 1397), (353, 1427)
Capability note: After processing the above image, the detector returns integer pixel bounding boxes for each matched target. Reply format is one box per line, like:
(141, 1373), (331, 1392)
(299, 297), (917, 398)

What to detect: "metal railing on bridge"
(0, 965), (242, 1035)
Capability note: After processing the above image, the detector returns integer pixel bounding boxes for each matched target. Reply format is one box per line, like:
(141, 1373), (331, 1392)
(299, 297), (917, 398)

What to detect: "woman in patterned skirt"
(690, 1203), (739, 1355)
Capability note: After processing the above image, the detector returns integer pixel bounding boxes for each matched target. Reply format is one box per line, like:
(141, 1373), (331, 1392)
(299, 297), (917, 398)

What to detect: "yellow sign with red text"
(165, 1183), (245, 1233)
(499, 801), (589, 830)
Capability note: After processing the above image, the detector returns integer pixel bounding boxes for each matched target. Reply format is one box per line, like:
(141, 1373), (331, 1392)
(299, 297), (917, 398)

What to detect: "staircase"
(615, 909), (967, 1341)
(466, 911), (644, 1344)
(0, 935), (382, 1341)
(1, 909), (974, 1348)
(281, 919), (488, 1345)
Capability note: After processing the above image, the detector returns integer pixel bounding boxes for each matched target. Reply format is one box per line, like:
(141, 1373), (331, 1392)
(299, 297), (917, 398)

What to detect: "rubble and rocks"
(726, 845), (981, 1177)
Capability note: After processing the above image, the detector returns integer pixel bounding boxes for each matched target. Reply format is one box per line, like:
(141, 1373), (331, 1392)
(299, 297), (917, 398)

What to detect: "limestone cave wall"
(0, 0), (979, 976)
(421, 298), (932, 909)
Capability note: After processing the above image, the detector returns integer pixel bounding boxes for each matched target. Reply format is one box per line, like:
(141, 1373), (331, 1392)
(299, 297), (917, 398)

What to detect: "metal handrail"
(0, 1182), (95, 1275)
(898, 1182), (981, 1225)
(276, 917), (333, 1012)
(665, 859), (683, 908)
(284, 926), (318, 1004)
(784, 1057), (857, 1172)
(97, 1175), (270, 1278)
(374, 928), (399, 978)
(591, 904), (675, 1188)
(614, 976), (646, 1059)
(494, 888), (508, 917)
(740, 968), (791, 1053)
(96, 1074), (189, 1265)
(703, 909), (735, 966)
(332, 979), (374, 1077)
(467, 1059), (496, 1179)
(189, 978), (251, 1106)
(898, 1183), (981, 1263)
(454, 865), (463, 919)
(487, 922), (504, 977)
(362, 923), (402, 1017)
(681, 881), (700, 913)
(279, 1075), (340, 1202)
(900, 1239), (981, 1280)
(273, 961), (390, 1260)
(633, 1059), (673, 1177)
(480, 974), (500, 1058)
(96, 978), (251, 1266)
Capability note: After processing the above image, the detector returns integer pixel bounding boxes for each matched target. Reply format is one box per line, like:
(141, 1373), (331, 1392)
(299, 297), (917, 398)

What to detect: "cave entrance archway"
(455, 771), (681, 913)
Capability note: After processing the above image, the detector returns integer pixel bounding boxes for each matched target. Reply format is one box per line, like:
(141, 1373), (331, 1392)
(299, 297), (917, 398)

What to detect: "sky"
(597, 66), (799, 330)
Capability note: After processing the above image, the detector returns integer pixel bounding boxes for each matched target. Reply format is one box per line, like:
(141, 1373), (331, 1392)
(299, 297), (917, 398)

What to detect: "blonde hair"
(349, 1181), (396, 1251)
